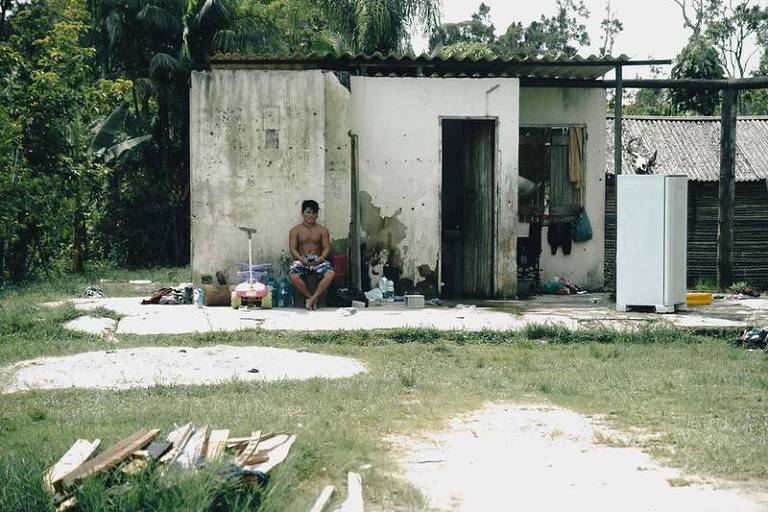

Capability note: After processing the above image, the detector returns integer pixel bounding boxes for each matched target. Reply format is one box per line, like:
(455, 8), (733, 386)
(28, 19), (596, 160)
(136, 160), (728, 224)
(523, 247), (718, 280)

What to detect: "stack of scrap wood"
(45, 424), (296, 511)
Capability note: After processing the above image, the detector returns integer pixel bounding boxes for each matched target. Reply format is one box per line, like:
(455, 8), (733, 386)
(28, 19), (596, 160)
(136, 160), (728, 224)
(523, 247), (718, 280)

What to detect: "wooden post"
(614, 65), (623, 176)
(348, 131), (362, 290)
(718, 88), (737, 290)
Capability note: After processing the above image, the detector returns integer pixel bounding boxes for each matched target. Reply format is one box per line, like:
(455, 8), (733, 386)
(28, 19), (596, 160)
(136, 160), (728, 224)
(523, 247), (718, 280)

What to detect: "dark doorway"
(441, 119), (495, 297)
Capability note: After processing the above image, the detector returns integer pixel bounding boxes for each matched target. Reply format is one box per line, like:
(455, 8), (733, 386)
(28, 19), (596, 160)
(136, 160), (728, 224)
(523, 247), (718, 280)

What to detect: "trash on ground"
(364, 288), (384, 302)
(734, 327), (768, 350)
(45, 424), (296, 511)
(141, 284), (194, 305)
(453, 304), (476, 310)
(426, 298), (443, 306)
(405, 295), (425, 309)
(82, 287), (105, 299)
(541, 276), (584, 295)
(337, 307), (357, 316)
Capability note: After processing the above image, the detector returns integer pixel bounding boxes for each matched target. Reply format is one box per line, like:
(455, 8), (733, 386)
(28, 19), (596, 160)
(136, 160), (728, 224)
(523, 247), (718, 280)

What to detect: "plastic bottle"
(386, 279), (395, 302)
(286, 280), (295, 307)
(278, 279), (287, 308)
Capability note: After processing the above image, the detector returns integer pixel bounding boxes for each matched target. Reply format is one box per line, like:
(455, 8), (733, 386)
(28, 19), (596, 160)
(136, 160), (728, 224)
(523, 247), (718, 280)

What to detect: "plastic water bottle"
(278, 279), (287, 308)
(286, 281), (295, 307)
(386, 279), (395, 301)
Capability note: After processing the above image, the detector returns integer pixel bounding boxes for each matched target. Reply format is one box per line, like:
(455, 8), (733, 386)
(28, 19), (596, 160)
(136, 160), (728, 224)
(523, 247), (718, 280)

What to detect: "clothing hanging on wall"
(547, 222), (573, 255)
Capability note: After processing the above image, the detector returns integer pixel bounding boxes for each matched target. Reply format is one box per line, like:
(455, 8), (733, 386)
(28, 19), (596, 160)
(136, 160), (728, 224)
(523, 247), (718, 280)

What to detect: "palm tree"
(319, 0), (440, 54)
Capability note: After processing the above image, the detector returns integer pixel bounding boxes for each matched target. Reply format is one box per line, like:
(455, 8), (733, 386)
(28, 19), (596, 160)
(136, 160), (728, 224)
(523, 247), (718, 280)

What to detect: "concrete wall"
(350, 77), (520, 297)
(190, 69), (349, 283)
(323, 73), (352, 253)
(519, 87), (606, 288)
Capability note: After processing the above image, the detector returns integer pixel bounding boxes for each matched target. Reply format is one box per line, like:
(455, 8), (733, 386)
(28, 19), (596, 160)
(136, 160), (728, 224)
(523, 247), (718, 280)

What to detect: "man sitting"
(288, 199), (336, 310)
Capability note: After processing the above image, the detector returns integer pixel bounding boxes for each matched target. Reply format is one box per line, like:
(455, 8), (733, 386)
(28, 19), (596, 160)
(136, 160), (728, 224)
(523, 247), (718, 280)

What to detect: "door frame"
(438, 116), (500, 297)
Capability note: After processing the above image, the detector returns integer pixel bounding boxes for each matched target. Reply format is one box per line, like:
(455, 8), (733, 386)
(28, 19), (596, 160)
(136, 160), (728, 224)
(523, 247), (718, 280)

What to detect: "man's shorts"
(288, 255), (333, 277)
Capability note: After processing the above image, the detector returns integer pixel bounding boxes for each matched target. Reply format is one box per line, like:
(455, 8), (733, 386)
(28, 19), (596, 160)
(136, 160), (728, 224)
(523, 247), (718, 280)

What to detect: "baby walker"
(235, 225), (269, 307)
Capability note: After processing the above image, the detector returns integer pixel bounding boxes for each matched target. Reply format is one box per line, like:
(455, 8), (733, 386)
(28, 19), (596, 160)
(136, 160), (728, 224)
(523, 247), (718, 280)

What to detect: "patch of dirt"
(388, 403), (767, 512)
(2, 345), (366, 393)
(63, 315), (117, 335)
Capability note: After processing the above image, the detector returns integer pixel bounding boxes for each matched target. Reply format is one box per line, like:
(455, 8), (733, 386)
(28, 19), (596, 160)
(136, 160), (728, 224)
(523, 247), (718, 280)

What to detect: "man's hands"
(301, 256), (324, 270)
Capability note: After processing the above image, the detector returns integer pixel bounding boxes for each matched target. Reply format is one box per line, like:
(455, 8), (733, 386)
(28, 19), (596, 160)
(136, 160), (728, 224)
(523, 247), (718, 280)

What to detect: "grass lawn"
(1, 268), (767, 511)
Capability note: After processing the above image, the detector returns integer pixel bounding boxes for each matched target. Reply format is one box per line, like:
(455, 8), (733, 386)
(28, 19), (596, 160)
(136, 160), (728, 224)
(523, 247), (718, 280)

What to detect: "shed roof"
(606, 115), (768, 182)
(209, 52), (661, 80)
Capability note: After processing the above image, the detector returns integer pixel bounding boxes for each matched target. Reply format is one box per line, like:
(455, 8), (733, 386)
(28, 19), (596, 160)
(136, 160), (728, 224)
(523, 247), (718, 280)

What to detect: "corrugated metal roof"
(209, 51), (642, 80)
(606, 116), (768, 182)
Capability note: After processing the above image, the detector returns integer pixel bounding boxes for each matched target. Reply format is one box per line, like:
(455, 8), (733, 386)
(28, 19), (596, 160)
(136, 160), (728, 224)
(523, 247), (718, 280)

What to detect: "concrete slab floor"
(49, 294), (768, 335)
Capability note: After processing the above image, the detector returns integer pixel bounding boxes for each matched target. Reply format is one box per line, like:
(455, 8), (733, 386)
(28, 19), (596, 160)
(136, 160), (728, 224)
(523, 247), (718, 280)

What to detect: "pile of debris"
(45, 424), (296, 511)
(734, 327), (768, 350)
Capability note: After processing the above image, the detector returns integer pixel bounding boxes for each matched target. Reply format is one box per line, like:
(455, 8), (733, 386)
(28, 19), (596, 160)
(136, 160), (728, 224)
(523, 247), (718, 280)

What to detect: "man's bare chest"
(297, 227), (322, 244)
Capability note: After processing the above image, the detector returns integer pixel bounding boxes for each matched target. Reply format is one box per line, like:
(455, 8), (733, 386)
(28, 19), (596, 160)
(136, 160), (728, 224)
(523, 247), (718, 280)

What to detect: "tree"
(494, 0), (591, 57)
(673, 0), (768, 77)
(320, 0), (440, 53)
(670, 36), (725, 115)
(428, 2), (494, 52)
(623, 66), (674, 115)
(438, 41), (494, 59)
(0, 0), (129, 279)
(598, 0), (623, 57)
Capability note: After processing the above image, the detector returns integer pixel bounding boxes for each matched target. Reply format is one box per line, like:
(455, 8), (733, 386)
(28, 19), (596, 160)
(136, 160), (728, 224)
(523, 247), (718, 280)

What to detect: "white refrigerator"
(616, 175), (688, 313)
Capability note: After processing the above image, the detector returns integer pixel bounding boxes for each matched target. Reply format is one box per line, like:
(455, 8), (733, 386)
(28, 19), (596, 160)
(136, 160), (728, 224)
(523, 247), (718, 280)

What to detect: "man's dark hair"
(301, 199), (319, 213)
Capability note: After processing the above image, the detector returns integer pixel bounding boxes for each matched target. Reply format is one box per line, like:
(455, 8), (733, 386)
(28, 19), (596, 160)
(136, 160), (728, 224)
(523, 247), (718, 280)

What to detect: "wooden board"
(205, 429), (230, 460)
(309, 485), (335, 512)
(244, 434), (296, 474)
(159, 423), (193, 464)
(226, 432), (281, 449)
(61, 429), (159, 488)
(335, 472), (363, 512)
(176, 425), (209, 470)
(235, 431), (261, 466)
(45, 439), (101, 492)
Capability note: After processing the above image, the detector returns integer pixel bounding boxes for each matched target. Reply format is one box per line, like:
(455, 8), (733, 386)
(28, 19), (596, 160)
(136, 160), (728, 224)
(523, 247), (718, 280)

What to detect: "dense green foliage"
(0, 0), (438, 283)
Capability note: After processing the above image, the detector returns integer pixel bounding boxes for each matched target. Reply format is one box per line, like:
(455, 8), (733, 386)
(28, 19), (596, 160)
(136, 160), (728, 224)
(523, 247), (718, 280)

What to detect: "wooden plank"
(205, 429), (230, 461)
(61, 429), (159, 488)
(309, 485), (335, 512)
(227, 432), (283, 448)
(45, 439), (101, 493)
(244, 434), (296, 474)
(235, 430), (261, 467)
(334, 472), (363, 512)
(159, 423), (193, 464)
(55, 496), (77, 512)
(176, 425), (209, 470)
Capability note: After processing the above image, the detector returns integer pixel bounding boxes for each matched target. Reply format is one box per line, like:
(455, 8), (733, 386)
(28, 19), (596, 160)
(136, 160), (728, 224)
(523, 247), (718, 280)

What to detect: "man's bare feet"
(306, 296), (318, 310)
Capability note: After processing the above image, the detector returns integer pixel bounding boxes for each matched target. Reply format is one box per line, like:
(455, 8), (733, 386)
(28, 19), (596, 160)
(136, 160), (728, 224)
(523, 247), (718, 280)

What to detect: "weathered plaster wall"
(519, 87), (606, 289)
(350, 77), (520, 297)
(190, 69), (328, 282)
(323, 73), (352, 253)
